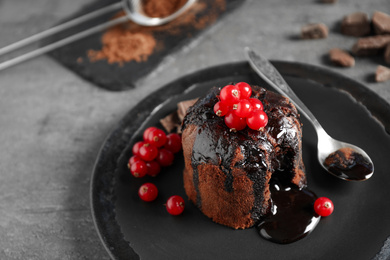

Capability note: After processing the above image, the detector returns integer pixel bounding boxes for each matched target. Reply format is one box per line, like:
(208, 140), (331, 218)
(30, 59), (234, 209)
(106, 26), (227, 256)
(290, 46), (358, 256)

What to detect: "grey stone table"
(0, 0), (389, 259)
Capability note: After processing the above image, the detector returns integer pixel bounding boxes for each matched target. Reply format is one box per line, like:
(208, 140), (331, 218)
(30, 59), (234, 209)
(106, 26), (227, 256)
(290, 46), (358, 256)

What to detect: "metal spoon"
(0, 0), (196, 71)
(245, 47), (374, 181)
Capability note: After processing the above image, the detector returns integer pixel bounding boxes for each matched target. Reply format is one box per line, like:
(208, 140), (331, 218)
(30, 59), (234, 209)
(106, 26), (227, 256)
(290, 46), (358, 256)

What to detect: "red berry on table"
(220, 84), (241, 106)
(213, 101), (229, 117)
(247, 110), (268, 130)
(156, 148), (175, 167)
(233, 99), (253, 118)
(146, 161), (161, 177)
(164, 133), (182, 153)
(128, 155), (141, 168)
(143, 126), (158, 141)
(130, 160), (148, 178)
(166, 195), (185, 215)
(249, 98), (264, 111)
(132, 141), (145, 156)
(224, 111), (247, 131)
(138, 183), (158, 202)
(314, 197), (334, 217)
(138, 143), (158, 161)
(145, 128), (167, 148)
(235, 82), (252, 99)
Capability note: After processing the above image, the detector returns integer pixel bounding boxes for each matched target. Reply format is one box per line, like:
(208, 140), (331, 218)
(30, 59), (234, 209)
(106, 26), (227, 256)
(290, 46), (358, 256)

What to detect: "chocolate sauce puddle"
(257, 180), (320, 244)
(323, 148), (373, 181)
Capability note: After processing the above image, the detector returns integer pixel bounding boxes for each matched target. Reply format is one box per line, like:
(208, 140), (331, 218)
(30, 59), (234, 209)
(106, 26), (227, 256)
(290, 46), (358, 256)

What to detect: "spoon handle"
(245, 47), (325, 135)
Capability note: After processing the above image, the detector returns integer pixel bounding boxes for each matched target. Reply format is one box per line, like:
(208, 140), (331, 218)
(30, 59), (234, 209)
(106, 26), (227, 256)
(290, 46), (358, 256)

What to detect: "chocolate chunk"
(385, 44), (390, 64)
(177, 98), (198, 122)
(329, 48), (355, 67)
(301, 23), (329, 39)
(372, 11), (390, 35)
(341, 12), (371, 37)
(160, 112), (180, 133)
(375, 65), (390, 82)
(352, 35), (390, 55)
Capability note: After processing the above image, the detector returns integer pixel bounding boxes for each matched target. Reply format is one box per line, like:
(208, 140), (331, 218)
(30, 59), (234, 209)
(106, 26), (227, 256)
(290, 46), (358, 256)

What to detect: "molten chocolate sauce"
(324, 148), (373, 181)
(257, 180), (320, 244)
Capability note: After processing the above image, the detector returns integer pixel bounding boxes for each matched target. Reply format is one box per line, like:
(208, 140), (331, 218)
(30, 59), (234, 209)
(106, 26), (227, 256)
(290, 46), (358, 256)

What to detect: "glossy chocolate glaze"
(182, 85), (306, 224)
(324, 147), (373, 181)
(257, 178), (320, 244)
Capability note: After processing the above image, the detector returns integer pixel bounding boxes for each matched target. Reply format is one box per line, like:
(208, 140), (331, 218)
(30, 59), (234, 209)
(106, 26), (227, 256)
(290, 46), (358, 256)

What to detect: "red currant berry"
(166, 195), (185, 215)
(235, 82), (252, 99)
(249, 98), (264, 111)
(213, 101), (229, 117)
(146, 128), (167, 148)
(220, 84), (241, 106)
(138, 183), (158, 202)
(130, 160), (148, 178)
(132, 141), (144, 156)
(143, 126), (158, 141)
(224, 111), (247, 131)
(247, 110), (268, 130)
(128, 155), (141, 169)
(314, 197), (334, 217)
(156, 148), (175, 167)
(138, 143), (158, 161)
(164, 133), (182, 153)
(146, 160), (161, 177)
(233, 99), (253, 118)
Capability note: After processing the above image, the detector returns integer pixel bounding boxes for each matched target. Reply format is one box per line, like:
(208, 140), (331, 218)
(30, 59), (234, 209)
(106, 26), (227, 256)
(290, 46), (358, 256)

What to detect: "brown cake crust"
(181, 85), (306, 229)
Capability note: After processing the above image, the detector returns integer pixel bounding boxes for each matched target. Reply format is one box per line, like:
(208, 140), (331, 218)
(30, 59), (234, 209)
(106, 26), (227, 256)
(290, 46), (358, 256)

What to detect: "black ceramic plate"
(90, 61), (390, 260)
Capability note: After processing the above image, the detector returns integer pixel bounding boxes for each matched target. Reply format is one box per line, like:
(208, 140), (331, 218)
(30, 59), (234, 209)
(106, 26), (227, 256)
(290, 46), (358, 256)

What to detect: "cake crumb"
(329, 48), (355, 67)
(301, 23), (328, 39)
(375, 65), (390, 82)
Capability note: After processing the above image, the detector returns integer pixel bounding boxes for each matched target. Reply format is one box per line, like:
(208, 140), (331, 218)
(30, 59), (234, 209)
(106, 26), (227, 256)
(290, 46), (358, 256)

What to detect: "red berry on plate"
(249, 98), (264, 111)
(138, 183), (158, 202)
(224, 111), (247, 131)
(146, 160), (161, 177)
(146, 128), (167, 148)
(233, 99), (253, 118)
(138, 143), (158, 161)
(132, 141), (145, 156)
(157, 148), (175, 167)
(314, 197), (334, 217)
(213, 101), (229, 117)
(220, 84), (241, 106)
(247, 110), (268, 130)
(235, 82), (252, 99)
(128, 155), (141, 168)
(130, 160), (148, 178)
(143, 126), (158, 141)
(164, 133), (182, 153)
(166, 195), (185, 215)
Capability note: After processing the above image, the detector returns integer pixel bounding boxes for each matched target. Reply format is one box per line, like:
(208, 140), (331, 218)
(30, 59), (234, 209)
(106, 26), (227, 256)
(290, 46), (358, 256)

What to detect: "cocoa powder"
(88, 0), (226, 66)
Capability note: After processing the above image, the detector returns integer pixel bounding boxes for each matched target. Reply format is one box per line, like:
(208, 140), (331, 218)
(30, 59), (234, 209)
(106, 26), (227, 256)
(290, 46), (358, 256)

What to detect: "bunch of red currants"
(128, 126), (185, 215)
(214, 82), (268, 131)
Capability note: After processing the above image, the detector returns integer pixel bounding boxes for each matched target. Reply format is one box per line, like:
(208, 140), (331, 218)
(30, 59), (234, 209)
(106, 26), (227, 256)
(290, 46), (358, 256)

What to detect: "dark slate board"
(47, 0), (245, 91)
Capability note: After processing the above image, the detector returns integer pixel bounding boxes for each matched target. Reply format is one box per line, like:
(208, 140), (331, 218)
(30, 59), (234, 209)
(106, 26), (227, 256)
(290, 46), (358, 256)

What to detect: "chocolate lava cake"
(181, 84), (306, 229)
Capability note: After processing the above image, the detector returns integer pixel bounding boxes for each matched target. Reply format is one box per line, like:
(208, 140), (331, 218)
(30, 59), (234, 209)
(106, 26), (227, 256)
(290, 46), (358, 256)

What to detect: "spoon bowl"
(245, 47), (374, 181)
(122, 0), (197, 26)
